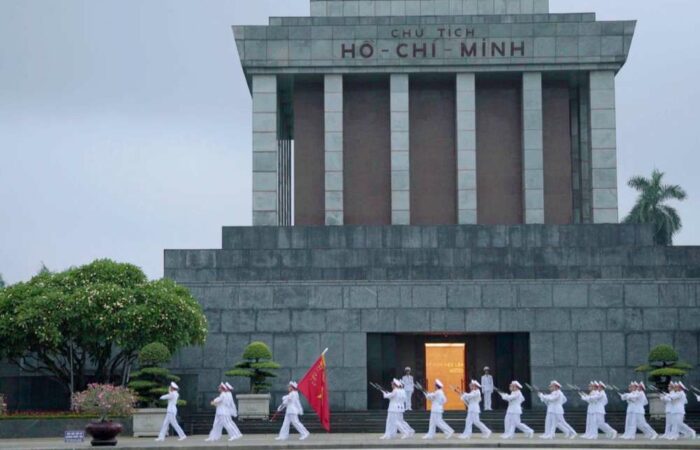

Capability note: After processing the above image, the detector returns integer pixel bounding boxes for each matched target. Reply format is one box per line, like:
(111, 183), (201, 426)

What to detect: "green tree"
(226, 341), (280, 394)
(624, 169), (687, 245)
(0, 274), (5, 289)
(128, 343), (184, 408)
(38, 262), (51, 275)
(0, 259), (208, 394)
(635, 344), (692, 391)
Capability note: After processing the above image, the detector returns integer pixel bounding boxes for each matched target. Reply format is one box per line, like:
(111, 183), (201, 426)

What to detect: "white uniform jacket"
(224, 391), (238, 418)
(160, 391), (179, 414)
(461, 390), (482, 413)
(282, 391), (304, 416)
(539, 390), (567, 414)
(384, 389), (405, 413)
(500, 390), (525, 415)
(581, 390), (605, 414)
(668, 391), (687, 414)
(401, 375), (414, 392)
(481, 375), (494, 392)
(212, 393), (228, 415)
(620, 391), (646, 414)
(425, 389), (447, 413)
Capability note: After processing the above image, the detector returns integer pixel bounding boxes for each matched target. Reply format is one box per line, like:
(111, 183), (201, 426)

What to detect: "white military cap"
(225, 382), (234, 391)
(638, 382), (646, 390)
(511, 381), (523, 389)
(170, 382), (179, 390)
(598, 381), (607, 389)
(550, 380), (562, 388)
(471, 380), (482, 388)
(405, 367), (411, 371)
(289, 381), (298, 389)
(678, 382), (688, 390)
(392, 378), (401, 386)
(484, 366), (490, 371)
(630, 381), (639, 387)
(219, 382), (226, 389)
(435, 379), (443, 388)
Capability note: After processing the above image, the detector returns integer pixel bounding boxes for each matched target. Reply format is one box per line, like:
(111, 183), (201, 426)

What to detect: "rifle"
(369, 382), (388, 394)
(525, 383), (541, 393)
(690, 385), (700, 395)
(414, 382), (428, 395)
(449, 385), (465, 396)
(269, 404), (284, 422)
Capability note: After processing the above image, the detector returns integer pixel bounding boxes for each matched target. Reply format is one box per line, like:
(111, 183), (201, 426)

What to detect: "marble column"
(324, 74), (344, 225)
(252, 75), (278, 226)
(589, 71), (618, 223)
(390, 74), (410, 225)
(456, 73), (477, 224)
(522, 72), (545, 224)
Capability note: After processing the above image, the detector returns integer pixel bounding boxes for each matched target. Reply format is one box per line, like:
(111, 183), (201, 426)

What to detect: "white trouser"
(382, 412), (402, 439)
(662, 413), (673, 439)
(461, 411), (491, 438)
(583, 413), (616, 439)
(278, 414), (309, 440)
(672, 413), (695, 439)
(541, 412), (575, 438)
(158, 412), (186, 440)
(397, 413), (414, 436)
(207, 414), (241, 440)
(404, 389), (414, 411)
(621, 413), (657, 439)
(424, 411), (454, 438)
(502, 413), (533, 439)
(483, 390), (493, 410)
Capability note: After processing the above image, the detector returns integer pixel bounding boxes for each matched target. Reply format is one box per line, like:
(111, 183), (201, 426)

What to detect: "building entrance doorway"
(424, 343), (465, 411)
(367, 333), (530, 411)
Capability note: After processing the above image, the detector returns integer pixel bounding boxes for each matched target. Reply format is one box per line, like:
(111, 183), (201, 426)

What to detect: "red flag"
(298, 350), (330, 432)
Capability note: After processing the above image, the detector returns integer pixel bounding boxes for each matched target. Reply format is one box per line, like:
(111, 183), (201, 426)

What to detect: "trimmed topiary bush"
(635, 344), (693, 391)
(226, 341), (281, 394)
(128, 343), (183, 408)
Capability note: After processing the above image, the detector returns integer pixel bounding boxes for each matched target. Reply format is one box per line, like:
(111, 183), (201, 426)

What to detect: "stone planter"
(0, 418), (132, 439)
(236, 393), (271, 420)
(132, 408), (166, 437)
(647, 392), (665, 420)
(85, 421), (123, 447)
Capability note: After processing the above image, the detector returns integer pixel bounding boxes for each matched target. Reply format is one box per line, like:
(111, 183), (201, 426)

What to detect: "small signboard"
(64, 430), (85, 443)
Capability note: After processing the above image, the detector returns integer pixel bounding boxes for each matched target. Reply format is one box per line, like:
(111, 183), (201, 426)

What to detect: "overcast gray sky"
(1, 0), (697, 284)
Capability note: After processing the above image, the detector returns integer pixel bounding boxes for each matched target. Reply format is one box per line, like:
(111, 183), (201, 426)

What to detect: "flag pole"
(322, 348), (329, 356)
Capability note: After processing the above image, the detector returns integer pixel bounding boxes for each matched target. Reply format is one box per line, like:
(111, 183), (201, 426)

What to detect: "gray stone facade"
(165, 224), (700, 411)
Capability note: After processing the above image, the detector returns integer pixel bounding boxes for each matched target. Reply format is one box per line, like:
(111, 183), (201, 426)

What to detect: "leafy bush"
(0, 260), (208, 393)
(128, 343), (183, 408)
(226, 341), (281, 394)
(635, 344), (692, 390)
(71, 384), (137, 422)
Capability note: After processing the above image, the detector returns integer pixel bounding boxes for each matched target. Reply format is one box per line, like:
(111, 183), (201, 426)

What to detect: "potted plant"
(226, 341), (280, 419)
(127, 342), (183, 437)
(72, 384), (137, 446)
(635, 344), (693, 418)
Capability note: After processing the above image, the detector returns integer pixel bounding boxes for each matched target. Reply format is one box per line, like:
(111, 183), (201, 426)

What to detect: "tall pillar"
(589, 71), (618, 223)
(456, 73), (477, 224)
(324, 74), (344, 225)
(522, 72), (545, 224)
(252, 75), (278, 226)
(390, 74), (410, 225)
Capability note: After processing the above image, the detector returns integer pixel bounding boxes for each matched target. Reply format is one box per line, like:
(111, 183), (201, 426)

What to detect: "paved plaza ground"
(1, 434), (699, 450)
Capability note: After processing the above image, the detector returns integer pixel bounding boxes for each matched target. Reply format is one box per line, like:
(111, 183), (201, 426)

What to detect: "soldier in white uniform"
(276, 381), (310, 441)
(458, 380), (492, 439)
(580, 381), (616, 439)
(666, 382), (696, 439)
(401, 367), (415, 411)
(422, 379), (454, 440)
(661, 382), (675, 439)
(205, 383), (242, 441)
(619, 382), (657, 440)
(396, 380), (415, 438)
(224, 383), (242, 440)
(380, 379), (405, 440)
(156, 382), (187, 442)
(481, 367), (494, 411)
(499, 380), (534, 439)
(538, 380), (576, 440)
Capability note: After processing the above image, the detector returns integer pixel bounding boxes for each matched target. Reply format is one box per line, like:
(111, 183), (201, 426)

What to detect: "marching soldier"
(619, 382), (657, 440)
(156, 382), (187, 442)
(538, 380), (576, 440)
(224, 382), (242, 440)
(661, 382), (676, 439)
(421, 379), (454, 440)
(580, 381), (616, 440)
(668, 382), (696, 439)
(275, 381), (309, 441)
(481, 367), (494, 411)
(458, 380), (492, 439)
(205, 383), (241, 442)
(380, 379), (405, 440)
(401, 367), (415, 411)
(396, 380), (415, 438)
(499, 381), (534, 439)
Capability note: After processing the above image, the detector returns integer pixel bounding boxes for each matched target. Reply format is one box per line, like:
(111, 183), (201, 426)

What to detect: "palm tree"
(624, 169), (687, 245)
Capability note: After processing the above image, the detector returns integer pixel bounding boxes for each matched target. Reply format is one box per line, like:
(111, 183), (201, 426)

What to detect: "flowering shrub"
(71, 384), (137, 422)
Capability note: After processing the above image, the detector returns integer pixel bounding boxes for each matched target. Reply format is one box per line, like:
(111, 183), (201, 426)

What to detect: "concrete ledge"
(0, 418), (132, 439)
